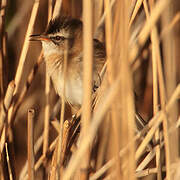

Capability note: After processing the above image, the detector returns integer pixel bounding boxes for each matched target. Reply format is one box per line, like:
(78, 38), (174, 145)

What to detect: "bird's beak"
(29, 34), (50, 41)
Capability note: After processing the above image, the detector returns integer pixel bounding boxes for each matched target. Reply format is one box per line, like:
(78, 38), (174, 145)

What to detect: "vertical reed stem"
(27, 109), (35, 180)
(80, 0), (93, 179)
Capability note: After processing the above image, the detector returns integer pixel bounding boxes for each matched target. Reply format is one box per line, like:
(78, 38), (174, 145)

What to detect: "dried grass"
(0, 0), (180, 180)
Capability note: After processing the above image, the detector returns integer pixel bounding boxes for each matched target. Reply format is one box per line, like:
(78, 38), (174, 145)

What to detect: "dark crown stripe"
(45, 16), (82, 35)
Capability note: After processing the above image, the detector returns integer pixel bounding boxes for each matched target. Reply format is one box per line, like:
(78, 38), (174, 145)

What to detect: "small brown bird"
(30, 16), (149, 142)
(30, 16), (105, 109)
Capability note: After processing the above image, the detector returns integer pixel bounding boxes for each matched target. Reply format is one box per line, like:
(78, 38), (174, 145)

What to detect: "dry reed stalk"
(130, 3), (176, 176)
(0, 81), (15, 163)
(92, 135), (139, 179)
(2, 32), (7, 85)
(136, 141), (164, 171)
(60, 120), (71, 166)
(47, 2), (63, 177)
(137, 146), (156, 171)
(138, 0), (169, 45)
(129, 0), (170, 64)
(93, 73), (110, 167)
(135, 113), (164, 161)
(103, 172), (116, 180)
(50, 107), (82, 159)
(141, 6), (170, 178)
(95, 115), (110, 170)
(43, 64), (50, 163)
(176, 116), (180, 128)
(0, 81), (15, 134)
(23, 131), (47, 180)
(13, 0), (40, 93)
(160, 12), (180, 39)
(78, 0), (93, 179)
(11, 52), (43, 124)
(136, 167), (166, 178)
(48, 0), (53, 21)
(53, 0), (62, 18)
(92, 110), (179, 179)
(5, 143), (13, 180)
(135, 84), (180, 161)
(48, 137), (59, 152)
(0, 123), (6, 153)
(24, 116), (79, 180)
(86, 88), (147, 179)
(49, 21), (69, 179)
(66, 110), (81, 148)
(8, 0), (40, 127)
(21, 136), (56, 179)
(35, 155), (46, 173)
(50, 100), (61, 120)
(19, 135), (43, 180)
(27, 109), (35, 180)
(0, 53), (4, 101)
(50, 145), (58, 180)
(51, 119), (71, 166)
(0, 161), (5, 180)
(147, 0), (162, 179)
(42, 0), (53, 169)
(104, 0), (117, 143)
(129, 0), (144, 28)
(90, 123), (151, 180)
(137, 161), (180, 178)
(0, 18), (4, 99)
(90, 159), (113, 180)
(104, 0), (124, 178)
(57, 39), (68, 177)
(23, 138), (58, 180)
(161, 2), (179, 179)
(150, 1), (172, 179)
(0, 0), (8, 102)
(51, 118), (60, 133)
(91, 84), (180, 179)
(44, 62), (50, 171)
(131, 47), (149, 71)
(142, 3), (169, 173)
(118, 1), (136, 179)
(95, 0), (115, 38)
(93, 0), (103, 31)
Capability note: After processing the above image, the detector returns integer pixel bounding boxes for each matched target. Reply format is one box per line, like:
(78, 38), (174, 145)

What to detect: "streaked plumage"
(30, 16), (106, 109)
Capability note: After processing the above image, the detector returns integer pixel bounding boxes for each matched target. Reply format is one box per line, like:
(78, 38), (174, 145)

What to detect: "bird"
(30, 16), (106, 110)
(30, 16), (150, 148)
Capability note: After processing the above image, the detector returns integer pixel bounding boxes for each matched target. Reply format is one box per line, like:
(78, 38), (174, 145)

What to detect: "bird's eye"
(54, 36), (65, 41)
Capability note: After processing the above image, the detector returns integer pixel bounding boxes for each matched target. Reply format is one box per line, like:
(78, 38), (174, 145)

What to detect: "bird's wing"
(93, 39), (106, 91)
(93, 39), (106, 60)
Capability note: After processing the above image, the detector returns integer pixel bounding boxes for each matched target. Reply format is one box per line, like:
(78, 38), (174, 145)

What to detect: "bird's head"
(30, 16), (83, 57)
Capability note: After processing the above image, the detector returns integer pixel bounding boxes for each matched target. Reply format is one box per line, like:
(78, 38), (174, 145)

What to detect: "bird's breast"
(44, 52), (83, 108)
(51, 66), (83, 108)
